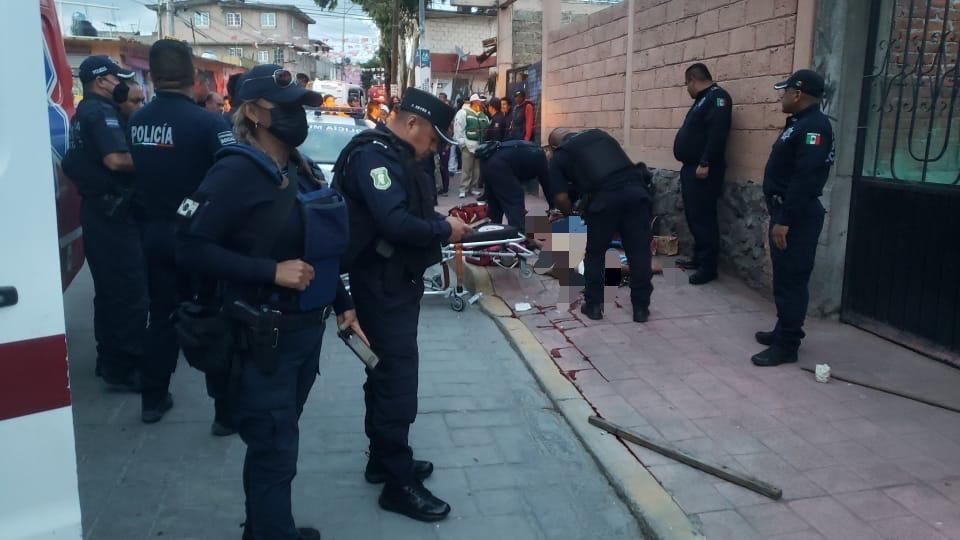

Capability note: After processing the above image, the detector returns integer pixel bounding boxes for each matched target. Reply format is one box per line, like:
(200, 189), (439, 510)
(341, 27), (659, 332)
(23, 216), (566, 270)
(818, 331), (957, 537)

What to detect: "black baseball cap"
(79, 56), (134, 84)
(398, 87), (457, 144)
(774, 69), (825, 98)
(238, 64), (322, 106)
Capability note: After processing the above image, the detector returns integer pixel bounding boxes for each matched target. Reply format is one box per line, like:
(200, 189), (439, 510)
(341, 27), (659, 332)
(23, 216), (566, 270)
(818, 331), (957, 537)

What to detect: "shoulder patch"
(804, 132), (822, 145)
(217, 130), (237, 146)
(105, 118), (121, 128)
(176, 195), (204, 218)
(716, 97), (727, 107)
(372, 140), (390, 149)
(370, 167), (392, 190)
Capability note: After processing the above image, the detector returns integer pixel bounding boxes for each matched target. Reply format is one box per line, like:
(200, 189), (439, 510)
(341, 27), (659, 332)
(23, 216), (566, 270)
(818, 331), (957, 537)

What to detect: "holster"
(225, 300), (282, 376)
(94, 189), (136, 218)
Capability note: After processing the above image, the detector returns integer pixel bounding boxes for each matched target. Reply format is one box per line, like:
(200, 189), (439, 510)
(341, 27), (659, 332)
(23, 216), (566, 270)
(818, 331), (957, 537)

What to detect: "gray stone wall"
(513, 10), (543, 67)
(650, 168), (772, 291)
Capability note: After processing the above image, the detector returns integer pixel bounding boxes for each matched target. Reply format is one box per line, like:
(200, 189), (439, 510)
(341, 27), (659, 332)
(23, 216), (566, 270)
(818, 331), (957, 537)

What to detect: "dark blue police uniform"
(333, 94), (454, 520)
(129, 91), (236, 419)
(549, 130), (653, 321)
(761, 103), (834, 354)
(178, 144), (351, 540)
(673, 83), (732, 278)
(478, 140), (549, 231)
(63, 92), (147, 385)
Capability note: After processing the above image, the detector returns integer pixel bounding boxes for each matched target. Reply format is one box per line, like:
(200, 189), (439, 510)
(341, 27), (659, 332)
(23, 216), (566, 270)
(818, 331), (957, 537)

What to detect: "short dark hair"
(296, 73), (309, 82)
(226, 73), (242, 102)
(149, 39), (195, 89)
(488, 97), (501, 109)
(439, 92), (448, 99)
(685, 63), (712, 83)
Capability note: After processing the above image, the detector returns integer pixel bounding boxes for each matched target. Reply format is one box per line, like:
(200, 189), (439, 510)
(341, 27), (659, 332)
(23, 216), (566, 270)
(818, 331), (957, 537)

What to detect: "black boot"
(755, 330), (775, 347)
(580, 303), (603, 320)
(751, 347), (798, 367)
(633, 307), (650, 323)
(688, 269), (718, 285)
(141, 393), (174, 424)
(365, 460), (434, 485)
(379, 481), (451, 522)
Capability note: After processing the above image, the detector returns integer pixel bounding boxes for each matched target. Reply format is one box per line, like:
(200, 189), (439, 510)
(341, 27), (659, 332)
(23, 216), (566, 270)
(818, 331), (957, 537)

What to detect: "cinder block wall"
(542, 0), (806, 290)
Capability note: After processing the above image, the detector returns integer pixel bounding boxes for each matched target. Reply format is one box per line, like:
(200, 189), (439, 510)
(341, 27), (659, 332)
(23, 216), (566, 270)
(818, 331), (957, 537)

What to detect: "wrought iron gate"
(843, 0), (960, 365)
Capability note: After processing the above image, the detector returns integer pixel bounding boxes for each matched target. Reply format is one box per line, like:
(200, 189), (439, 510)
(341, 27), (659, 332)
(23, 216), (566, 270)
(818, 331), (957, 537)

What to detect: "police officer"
(477, 140), (549, 231)
(753, 69), (834, 367)
(673, 63), (732, 285)
(129, 40), (237, 425)
(116, 79), (146, 124)
(547, 128), (653, 323)
(177, 64), (359, 540)
(62, 56), (146, 391)
(332, 88), (472, 522)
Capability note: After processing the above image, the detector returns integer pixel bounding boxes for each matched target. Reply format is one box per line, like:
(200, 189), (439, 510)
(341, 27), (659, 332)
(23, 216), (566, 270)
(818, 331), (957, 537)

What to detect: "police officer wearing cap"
(547, 128), (654, 323)
(753, 69), (834, 367)
(62, 56), (146, 391)
(332, 88), (472, 522)
(476, 140), (550, 231)
(673, 63), (733, 285)
(129, 39), (238, 425)
(177, 64), (360, 540)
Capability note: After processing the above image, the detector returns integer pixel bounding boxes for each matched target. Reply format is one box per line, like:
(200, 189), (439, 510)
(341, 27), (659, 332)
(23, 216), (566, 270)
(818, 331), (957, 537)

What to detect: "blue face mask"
(268, 104), (308, 147)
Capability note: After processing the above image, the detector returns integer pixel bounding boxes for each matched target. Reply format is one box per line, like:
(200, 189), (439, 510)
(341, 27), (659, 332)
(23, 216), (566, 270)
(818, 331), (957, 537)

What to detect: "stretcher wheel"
(451, 295), (466, 312)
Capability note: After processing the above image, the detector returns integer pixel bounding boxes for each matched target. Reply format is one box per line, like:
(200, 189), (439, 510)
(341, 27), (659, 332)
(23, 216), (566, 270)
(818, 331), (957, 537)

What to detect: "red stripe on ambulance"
(0, 335), (70, 422)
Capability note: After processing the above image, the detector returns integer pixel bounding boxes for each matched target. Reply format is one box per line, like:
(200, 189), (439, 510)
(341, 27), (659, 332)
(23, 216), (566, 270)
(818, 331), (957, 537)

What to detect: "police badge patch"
(177, 197), (200, 218)
(370, 167), (392, 190)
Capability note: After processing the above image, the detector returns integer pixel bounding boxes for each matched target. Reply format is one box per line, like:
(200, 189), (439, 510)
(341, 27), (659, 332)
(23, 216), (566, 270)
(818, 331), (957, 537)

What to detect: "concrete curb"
(464, 266), (703, 540)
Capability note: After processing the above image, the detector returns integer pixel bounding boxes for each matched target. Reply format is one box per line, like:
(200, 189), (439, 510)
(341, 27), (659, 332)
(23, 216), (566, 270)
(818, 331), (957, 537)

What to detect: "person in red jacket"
(507, 89), (536, 142)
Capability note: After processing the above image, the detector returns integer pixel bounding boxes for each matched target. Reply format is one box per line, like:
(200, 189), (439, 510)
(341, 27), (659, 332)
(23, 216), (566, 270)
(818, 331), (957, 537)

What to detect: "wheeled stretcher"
(424, 223), (536, 311)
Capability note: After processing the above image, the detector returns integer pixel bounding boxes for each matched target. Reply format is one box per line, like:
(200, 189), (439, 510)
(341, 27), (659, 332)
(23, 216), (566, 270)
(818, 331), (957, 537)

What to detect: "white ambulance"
(0, 0), (84, 538)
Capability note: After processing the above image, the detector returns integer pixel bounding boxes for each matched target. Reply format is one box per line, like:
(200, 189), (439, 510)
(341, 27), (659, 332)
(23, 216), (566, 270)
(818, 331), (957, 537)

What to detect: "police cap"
(79, 55), (134, 84)
(238, 64), (323, 106)
(398, 88), (457, 144)
(774, 69), (825, 98)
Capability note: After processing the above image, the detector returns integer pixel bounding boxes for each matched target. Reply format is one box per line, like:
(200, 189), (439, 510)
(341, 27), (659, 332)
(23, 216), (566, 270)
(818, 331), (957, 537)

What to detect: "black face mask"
(112, 81), (130, 104)
(268, 104), (308, 147)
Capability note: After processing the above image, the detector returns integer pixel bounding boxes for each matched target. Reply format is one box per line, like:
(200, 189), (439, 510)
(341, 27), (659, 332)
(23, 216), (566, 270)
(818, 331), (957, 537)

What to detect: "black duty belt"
(277, 307), (331, 331)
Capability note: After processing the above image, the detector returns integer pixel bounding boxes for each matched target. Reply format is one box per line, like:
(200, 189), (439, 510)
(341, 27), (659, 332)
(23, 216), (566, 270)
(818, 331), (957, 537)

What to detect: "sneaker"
(458, 192), (466, 199)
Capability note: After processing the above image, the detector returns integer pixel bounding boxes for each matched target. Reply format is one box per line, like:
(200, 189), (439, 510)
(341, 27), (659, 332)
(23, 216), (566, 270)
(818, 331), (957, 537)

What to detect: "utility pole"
(165, 0), (175, 38)
(388, 0), (399, 100)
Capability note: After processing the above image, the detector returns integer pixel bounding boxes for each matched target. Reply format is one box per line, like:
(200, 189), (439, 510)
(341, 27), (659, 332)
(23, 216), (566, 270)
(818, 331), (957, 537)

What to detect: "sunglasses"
(241, 69), (294, 90)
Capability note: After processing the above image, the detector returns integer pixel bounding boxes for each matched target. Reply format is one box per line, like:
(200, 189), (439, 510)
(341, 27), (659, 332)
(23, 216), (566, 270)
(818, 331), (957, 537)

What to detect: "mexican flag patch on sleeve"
(716, 97), (727, 107)
(805, 133), (822, 145)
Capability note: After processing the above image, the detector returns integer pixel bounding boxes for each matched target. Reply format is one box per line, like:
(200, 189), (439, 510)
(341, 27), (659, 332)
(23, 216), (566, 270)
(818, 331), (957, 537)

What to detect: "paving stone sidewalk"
(484, 246), (960, 540)
(64, 267), (644, 540)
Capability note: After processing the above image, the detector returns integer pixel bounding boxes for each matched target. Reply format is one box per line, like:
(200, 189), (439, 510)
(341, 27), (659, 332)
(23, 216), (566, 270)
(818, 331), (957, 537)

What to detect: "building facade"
(151, 0), (321, 77)
(539, 0), (960, 364)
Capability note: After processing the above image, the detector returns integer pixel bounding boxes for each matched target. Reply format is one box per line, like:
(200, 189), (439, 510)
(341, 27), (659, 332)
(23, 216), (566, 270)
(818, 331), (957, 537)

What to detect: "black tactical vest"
(558, 129), (634, 192)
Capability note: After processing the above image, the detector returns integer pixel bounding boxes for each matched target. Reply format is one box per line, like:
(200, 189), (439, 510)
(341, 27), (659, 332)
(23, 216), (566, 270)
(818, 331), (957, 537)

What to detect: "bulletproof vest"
(558, 129), (634, 192)
(332, 129), (440, 274)
(465, 110), (489, 142)
(509, 102), (530, 140)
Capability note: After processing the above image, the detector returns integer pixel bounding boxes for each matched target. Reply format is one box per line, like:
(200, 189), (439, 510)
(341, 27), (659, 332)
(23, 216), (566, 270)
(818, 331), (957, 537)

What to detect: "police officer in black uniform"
(332, 88), (472, 522)
(62, 56), (146, 391)
(477, 140), (550, 231)
(673, 63), (732, 285)
(177, 64), (359, 540)
(129, 40), (238, 425)
(753, 69), (834, 367)
(547, 128), (653, 323)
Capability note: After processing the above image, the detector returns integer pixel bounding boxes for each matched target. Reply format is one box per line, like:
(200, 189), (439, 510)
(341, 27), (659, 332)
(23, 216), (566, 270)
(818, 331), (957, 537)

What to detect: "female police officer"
(176, 64), (365, 540)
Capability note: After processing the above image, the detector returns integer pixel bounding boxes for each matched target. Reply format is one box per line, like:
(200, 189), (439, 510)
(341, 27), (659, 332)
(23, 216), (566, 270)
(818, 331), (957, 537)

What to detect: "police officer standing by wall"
(332, 88), (472, 522)
(62, 56), (146, 391)
(673, 63), (732, 285)
(477, 140), (549, 231)
(129, 39), (237, 425)
(753, 70), (834, 367)
(547, 128), (654, 323)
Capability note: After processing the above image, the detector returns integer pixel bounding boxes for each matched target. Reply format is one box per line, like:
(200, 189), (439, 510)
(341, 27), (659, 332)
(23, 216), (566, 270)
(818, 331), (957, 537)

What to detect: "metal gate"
(843, 0), (960, 365)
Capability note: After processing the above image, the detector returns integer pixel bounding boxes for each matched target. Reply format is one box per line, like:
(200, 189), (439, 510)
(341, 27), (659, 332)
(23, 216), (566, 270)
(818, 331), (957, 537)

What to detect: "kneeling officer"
(547, 128), (654, 323)
(177, 64), (364, 540)
(476, 139), (550, 231)
(332, 88), (471, 523)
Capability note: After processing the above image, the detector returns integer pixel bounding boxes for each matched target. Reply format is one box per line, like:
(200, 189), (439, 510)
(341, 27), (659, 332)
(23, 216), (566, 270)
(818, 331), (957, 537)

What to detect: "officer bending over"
(548, 128), (653, 323)
(62, 56), (146, 391)
(333, 88), (471, 523)
(129, 39), (238, 425)
(476, 140), (549, 231)
(753, 70), (834, 367)
(178, 65), (361, 540)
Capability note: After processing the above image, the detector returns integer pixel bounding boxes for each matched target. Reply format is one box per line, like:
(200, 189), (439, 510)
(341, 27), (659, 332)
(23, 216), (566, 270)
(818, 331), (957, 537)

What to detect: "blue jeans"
(233, 323), (325, 540)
